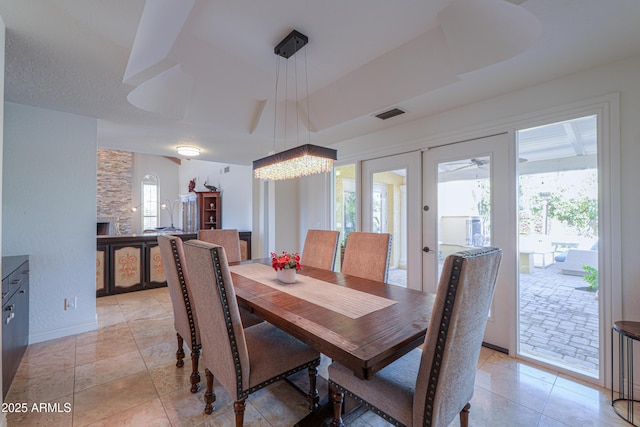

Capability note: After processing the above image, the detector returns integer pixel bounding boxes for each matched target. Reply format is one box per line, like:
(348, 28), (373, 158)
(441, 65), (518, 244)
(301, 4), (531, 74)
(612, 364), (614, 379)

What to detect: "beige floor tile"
(72, 371), (158, 426)
(75, 332), (139, 366)
(75, 349), (147, 392)
(200, 400), (271, 427)
(475, 360), (554, 412)
(161, 386), (232, 427)
(84, 397), (171, 427)
(10, 287), (619, 426)
(24, 335), (76, 360)
(449, 386), (542, 427)
(543, 384), (628, 426)
(140, 340), (181, 370)
(96, 304), (126, 328)
(96, 295), (119, 307)
(15, 346), (76, 379)
(75, 322), (132, 348)
(6, 367), (75, 404)
(484, 351), (560, 384)
(149, 359), (195, 396)
(537, 414), (573, 427)
(128, 315), (176, 349)
(250, 381), (314, 425)
(5, 394), (74, 427)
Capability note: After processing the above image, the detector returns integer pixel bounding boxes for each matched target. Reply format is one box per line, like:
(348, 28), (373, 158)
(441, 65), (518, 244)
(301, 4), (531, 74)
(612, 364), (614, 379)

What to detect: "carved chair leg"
(204, 368), (216, 415)
(190, 347), (201, 393)
(460, 402), (471, 427)
(329, 385), (345, 427)
(234, 399), (247, 427)
(176, 333), (185, 368)
(307, 365), (320, 411)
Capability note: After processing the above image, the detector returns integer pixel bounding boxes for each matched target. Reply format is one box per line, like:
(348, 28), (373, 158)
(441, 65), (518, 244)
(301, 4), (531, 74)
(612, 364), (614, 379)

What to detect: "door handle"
(423, 246), (431, 253)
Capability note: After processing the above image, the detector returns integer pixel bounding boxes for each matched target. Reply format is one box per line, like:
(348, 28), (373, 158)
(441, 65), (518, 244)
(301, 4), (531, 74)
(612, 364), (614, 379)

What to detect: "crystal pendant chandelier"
(253, 30), (337, 181)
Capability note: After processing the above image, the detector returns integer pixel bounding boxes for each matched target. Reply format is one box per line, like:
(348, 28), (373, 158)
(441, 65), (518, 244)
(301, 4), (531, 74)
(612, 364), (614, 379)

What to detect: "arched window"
(141, 173), (159, 230)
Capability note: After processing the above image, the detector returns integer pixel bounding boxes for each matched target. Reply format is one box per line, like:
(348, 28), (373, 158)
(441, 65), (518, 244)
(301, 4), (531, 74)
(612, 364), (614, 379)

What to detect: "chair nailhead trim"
(422, 256), (464, 427)
(208, 246), (321, 400)
(329, 380), (405, 427)
(169, 238), (199, 351)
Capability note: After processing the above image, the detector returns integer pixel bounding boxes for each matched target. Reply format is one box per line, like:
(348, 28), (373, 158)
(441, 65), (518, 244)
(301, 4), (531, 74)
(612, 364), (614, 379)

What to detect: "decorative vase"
(276, 268), (296, 284)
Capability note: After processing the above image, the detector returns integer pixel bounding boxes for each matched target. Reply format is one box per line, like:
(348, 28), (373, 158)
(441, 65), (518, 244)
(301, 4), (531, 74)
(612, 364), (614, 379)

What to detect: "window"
(141, 174), (159, 230)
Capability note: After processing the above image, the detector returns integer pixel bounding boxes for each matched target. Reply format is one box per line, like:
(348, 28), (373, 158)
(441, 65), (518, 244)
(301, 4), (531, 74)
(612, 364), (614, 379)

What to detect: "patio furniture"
(559, 248), (598, 276)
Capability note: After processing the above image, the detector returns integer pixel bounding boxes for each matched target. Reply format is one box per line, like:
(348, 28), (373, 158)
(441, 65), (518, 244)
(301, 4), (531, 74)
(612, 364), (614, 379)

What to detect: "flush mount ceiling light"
(176, 146), (200, 157)
(253, 30), (337, 181)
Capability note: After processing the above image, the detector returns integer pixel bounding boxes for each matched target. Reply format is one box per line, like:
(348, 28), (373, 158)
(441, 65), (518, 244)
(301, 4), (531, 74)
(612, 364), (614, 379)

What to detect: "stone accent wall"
(97, 149), (133, 234)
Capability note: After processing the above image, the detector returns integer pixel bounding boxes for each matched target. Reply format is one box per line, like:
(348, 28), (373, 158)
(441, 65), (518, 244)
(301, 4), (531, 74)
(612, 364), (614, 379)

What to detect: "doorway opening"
(517, 115), (599, 378)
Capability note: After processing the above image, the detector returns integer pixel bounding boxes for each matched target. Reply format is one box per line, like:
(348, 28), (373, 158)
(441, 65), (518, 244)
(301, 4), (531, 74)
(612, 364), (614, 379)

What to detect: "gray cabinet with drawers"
(2, 255), (29, 398)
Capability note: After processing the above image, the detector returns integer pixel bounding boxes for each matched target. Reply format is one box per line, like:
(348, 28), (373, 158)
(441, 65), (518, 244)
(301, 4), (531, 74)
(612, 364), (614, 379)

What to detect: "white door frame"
(422, 133), (517, 351)
(361, 151), (422, 290)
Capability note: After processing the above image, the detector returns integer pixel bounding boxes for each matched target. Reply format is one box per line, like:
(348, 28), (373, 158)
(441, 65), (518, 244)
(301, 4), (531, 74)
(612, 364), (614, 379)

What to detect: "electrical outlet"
(64, 297), (77, 311)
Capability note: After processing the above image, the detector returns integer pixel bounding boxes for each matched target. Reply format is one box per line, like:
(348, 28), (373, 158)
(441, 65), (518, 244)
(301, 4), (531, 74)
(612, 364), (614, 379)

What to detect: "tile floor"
(5, 287), (628, 426)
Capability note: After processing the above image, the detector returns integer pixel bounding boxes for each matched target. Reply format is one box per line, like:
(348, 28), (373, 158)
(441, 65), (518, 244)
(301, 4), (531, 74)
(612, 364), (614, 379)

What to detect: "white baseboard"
(28, 319), (98, 344)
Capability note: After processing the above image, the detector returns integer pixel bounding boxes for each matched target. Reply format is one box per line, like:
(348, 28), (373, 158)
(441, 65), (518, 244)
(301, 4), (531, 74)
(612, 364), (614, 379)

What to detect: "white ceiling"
(2, 0), (640, 165)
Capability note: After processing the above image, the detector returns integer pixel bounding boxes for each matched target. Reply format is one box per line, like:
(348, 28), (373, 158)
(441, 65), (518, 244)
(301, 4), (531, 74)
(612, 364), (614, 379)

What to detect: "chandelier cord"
(295, 44), (299, 150)
(305, 47), (311, 145)
(272, 57), (280, 154)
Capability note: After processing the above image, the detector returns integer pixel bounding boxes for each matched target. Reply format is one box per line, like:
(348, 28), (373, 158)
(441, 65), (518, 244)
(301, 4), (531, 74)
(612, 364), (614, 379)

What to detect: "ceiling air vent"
(375, 108), (405, 120)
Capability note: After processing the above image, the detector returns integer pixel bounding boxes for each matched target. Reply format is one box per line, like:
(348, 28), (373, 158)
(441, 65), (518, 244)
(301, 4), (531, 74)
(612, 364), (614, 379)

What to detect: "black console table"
(97, 232), (196, 297)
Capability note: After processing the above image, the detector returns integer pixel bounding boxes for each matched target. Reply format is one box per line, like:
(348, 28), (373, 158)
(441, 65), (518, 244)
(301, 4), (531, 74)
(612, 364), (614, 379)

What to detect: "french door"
(422, 134), (516, 351)
(361, 152), (422, 289)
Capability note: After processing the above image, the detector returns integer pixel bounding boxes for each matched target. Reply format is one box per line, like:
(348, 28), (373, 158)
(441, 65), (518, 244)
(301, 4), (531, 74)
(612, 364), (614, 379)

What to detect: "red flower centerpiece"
(271, 251), (301, 283)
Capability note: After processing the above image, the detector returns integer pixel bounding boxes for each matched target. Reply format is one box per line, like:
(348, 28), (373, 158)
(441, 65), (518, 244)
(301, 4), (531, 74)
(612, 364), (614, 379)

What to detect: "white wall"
(273, 179), (300, 254)
(3, 103), (98, 343)
(178, 160), (252, 230)
(132, 153), (180, 233)
(298, 173), (332, 250)
(307, 54), (640, 320)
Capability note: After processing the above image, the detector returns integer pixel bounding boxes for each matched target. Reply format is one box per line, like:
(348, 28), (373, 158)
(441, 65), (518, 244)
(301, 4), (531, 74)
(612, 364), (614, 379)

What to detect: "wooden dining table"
(229, 259), (435, 381)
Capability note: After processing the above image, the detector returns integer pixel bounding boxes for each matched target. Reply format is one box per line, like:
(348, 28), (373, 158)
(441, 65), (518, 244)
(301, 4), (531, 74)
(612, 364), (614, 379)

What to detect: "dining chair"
(197, 229), (242, 262)
(328, 246), (502, 427)
(341, 232), (392, 282)
(157, 234), (202, 393)
(183, 240), (322, 426)
(301, 229), (340, 270)
(197, 230), (263, 325)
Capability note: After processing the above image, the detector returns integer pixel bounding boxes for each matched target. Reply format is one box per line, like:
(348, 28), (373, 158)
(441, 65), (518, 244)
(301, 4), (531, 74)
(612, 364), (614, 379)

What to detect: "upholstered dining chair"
(183, 240), (322, 426)
(197, 229), (263, 326)
(341, 232), (392, 282)
(157, 234), (201, 393)
(328, 246), (502, 427)
(301, 229), (340, 270)
(197, 229), (243, 262)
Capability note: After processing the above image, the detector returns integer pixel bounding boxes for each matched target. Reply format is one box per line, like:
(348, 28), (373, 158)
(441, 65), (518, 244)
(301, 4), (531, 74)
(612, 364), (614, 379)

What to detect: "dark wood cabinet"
(97, 233), (195, 296)
(239, 231), (252, 260)
(2, 255), (29, 398)
(197, 191), (221, 230)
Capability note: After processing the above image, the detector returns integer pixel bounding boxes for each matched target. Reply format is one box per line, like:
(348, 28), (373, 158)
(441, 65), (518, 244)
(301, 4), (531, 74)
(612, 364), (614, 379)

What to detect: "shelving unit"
(197, 191), (221, 230)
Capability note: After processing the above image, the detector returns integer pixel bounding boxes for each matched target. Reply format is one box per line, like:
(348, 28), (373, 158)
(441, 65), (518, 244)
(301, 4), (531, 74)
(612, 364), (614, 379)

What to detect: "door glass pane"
(437, 156), (491, 278)
(517, 115), (599, 378)
(372, 169), (407, 287)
